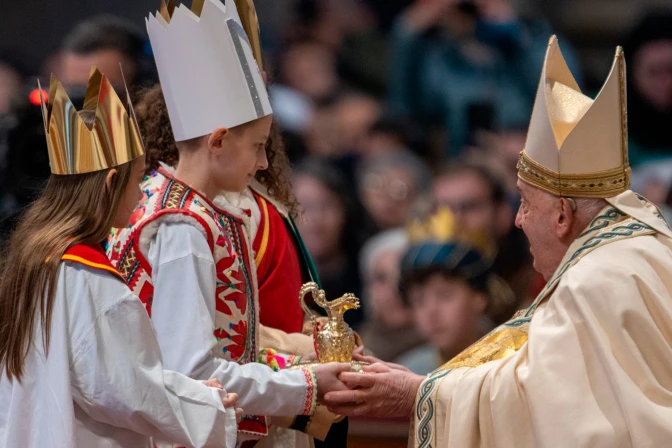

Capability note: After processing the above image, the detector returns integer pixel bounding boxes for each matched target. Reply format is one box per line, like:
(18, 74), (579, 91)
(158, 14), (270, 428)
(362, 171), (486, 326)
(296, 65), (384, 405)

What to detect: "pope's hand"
(322, 363), (425, 418)
(312, 363), (352, 404)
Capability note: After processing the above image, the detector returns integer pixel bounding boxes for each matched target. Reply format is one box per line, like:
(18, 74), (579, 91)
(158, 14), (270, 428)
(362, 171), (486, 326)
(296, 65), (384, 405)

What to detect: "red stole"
(252, 194), (304, 333)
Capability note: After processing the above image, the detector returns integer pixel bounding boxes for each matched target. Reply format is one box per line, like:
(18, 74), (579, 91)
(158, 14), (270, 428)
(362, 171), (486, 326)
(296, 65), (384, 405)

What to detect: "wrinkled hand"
(312, 363), (352, 403)
(322, 363), (425, 418)
(204, 380), (244, 423)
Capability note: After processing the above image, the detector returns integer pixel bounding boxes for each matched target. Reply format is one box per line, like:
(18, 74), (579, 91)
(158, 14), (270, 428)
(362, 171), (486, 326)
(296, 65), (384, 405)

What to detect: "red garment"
(62, 244), (124, 281)
(252, 193), (304, 334)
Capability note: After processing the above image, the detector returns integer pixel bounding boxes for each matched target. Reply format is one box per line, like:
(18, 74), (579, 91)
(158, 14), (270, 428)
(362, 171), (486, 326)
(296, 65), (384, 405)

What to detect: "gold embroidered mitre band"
(40, 66), (145, 175)
(517, 36), (630, 198)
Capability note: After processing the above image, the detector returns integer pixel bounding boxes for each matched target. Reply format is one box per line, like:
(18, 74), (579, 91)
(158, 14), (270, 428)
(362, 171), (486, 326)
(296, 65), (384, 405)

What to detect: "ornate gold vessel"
(290, 282), (366, 372)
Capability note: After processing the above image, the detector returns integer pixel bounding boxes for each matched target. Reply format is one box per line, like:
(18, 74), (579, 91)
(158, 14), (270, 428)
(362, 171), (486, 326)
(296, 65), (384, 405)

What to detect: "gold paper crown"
(39, 67), (145, 175)
(407, 207), (495, 258)
(159, 0), (263, 70)
(234, 0), (264, 70)
(517, 36), (630, 198)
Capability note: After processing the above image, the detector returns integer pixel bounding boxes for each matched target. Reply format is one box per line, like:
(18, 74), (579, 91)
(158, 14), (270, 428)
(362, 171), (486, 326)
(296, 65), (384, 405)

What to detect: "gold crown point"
(160, 0), (176, 22)
(41, 66), (144, 175)
(192, 0), (205, 16)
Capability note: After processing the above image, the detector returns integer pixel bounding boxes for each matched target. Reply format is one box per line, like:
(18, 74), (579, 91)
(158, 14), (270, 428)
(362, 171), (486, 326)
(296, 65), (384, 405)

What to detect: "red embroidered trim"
(157, 166), (244, 225)
(300, 367), (317, 416)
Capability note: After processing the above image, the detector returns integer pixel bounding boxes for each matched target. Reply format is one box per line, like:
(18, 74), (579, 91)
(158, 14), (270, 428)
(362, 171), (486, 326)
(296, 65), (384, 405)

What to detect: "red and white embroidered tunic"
(107, 168), (317, 441)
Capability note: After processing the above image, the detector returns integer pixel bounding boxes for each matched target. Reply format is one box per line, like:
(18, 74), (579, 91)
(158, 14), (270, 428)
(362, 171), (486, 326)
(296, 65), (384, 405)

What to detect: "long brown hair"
(0, 113), (134, 381)
(135, 84), (298, 216)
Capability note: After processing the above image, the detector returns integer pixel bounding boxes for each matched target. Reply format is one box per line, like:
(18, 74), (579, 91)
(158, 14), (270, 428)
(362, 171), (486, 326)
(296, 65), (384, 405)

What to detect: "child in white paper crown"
(107, 0), (349, 445)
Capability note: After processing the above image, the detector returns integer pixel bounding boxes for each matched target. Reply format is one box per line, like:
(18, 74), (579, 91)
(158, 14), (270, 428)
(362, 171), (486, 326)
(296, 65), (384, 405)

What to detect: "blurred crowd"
(1, 0), (672, 375)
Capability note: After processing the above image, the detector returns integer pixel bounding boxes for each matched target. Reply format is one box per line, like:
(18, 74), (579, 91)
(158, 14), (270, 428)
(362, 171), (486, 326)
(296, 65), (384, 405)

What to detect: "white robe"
(412, 191), (672, 448)
(0, 260), (237, 448)
(147, 222), (312, 417)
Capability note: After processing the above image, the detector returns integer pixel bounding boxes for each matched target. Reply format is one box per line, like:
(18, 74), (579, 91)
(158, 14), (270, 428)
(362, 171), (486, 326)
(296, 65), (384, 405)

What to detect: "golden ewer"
(290, 282), (367, 372)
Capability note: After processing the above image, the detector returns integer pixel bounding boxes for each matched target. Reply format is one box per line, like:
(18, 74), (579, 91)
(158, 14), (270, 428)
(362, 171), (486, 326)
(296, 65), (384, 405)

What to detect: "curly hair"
(134, 84), (297, 216)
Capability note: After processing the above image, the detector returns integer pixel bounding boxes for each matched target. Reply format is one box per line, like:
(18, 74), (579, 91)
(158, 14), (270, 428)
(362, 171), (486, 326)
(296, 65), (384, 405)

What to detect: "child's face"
(213, 115), (272, 193)
(112, 156), (146, 229)
(408, 273), (486, 355)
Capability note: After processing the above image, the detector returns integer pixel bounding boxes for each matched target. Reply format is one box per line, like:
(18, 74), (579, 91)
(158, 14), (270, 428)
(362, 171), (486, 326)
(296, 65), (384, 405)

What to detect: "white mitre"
(517, 36), (630, 199)
(146, 0), (272, 142)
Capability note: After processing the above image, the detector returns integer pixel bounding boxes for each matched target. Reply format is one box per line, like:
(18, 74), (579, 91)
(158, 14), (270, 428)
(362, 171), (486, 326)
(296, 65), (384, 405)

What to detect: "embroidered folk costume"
(413, 36), (672, 448)
(107, 1), (320, 444)
(0, 69), (239, 448)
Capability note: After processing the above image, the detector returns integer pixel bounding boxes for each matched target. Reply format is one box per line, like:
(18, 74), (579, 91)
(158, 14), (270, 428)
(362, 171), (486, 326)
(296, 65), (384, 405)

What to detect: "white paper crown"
(146, 0), (272, 142)
(517, 36), (630, 198)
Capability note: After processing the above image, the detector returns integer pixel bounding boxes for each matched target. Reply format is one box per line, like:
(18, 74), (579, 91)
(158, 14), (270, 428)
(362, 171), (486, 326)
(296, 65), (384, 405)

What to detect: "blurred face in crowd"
(361, 167), (418, 230)
(0, 64), (21, 115)
(633, 39), (672, 111)
(433, 170), (507, 238)
(304, 107), (340, 156)
(407, 273), (486, 357)
(294, 174), (345, 261)
(366, 250), (410, 328)
(60, 49), (135, 88)
(282, 43), (338, 102)
(365, 130), (406, 158)
(305, 96), (381, 157)
(334, 95), (381, 155)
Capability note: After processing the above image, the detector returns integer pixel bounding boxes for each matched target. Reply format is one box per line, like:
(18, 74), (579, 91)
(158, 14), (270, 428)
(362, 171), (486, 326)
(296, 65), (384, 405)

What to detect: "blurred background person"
(0, 14), (154, 246)
(357, 150), (431, 233)
(625, 11), (672, 167)
(0, 54), (23, 116)
(357, 229), (426, 363)
(389, 0), (580, 157)
(432, 160), (537, 321)
(395, 207), (513, 375)
(293, 158), (367, 328)
(623, 11), (672, 214)
(57, 14), (153, 90)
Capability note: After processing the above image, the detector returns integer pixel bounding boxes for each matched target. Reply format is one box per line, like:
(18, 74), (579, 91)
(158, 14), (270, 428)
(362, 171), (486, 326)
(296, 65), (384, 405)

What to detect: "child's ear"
(208, 127), (230, 154)
(105, 169), (118, 192)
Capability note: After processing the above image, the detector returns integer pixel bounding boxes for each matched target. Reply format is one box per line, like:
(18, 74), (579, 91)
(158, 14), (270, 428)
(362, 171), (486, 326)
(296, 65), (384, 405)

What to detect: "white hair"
(574, 197), (608, 222)
(359, 228), (409, 281)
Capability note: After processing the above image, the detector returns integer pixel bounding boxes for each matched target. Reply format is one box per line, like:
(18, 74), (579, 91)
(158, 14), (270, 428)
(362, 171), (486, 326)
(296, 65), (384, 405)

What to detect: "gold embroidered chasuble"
(412, 191), (672, 448)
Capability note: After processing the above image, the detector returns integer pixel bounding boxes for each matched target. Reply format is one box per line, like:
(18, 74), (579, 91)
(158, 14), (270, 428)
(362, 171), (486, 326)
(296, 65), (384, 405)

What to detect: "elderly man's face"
(515, 180), (565, 280)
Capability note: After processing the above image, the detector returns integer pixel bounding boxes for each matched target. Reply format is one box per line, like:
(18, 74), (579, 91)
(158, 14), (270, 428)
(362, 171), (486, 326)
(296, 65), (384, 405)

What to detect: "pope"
(324, 36), (672, 448)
